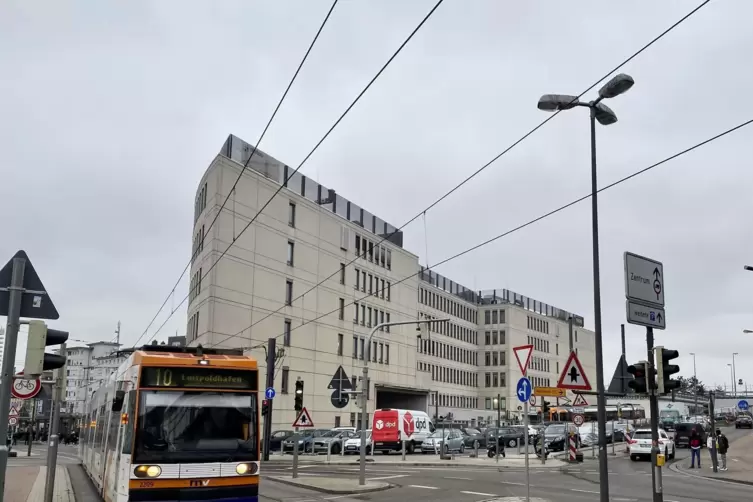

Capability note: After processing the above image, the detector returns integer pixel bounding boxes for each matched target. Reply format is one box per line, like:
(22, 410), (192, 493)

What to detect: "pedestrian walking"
(706, 433), (714, 468)
(716, 429), (729, 471)
(689, 430), (701, 468)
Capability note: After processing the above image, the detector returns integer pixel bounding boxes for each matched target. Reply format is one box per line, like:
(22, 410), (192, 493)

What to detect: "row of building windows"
(484, 396), (506, 410)
(354, 268), (391, 301)
(417, 339), (477, 366)
(483, 309), (506, 325)
(421, 361), (478, 387)
(484, 330), (506, 346)
(419, 287), (476, 324)
(187, 311), (199, 342)
(189, 268), (202, 303)
(529, 356), (550, 373)
(192, 224), (205, 262)
(354, 234), (392, 270)
(528, 335), (550, 354)
(484, 351), (507, 367)
(527, 315), (549, 334)
(530, 376), (551, 388)
(352, 302), (391, 330)
(194, 182), (207, 223)
(484, 371), (507, 388)
(420, 313), (478, 345)
(432, 392), (478, 410)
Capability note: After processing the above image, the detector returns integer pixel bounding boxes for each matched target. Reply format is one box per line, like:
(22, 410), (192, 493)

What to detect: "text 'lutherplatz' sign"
(624, 252), (666, 330)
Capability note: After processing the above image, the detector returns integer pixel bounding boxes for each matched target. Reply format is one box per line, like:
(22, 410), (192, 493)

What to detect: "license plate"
(376, 442), (383, 445)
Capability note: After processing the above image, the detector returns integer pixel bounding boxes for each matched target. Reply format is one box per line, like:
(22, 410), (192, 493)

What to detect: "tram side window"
(122, 391), (137, 455)
(106, 406), (120, 455)
(93, 405), (106, 449)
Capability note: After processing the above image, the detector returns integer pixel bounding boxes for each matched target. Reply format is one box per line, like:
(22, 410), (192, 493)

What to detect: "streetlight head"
(598, 73), (634, 99)
(594, 102), (618, 126)
(537, 94), (580, 112)
(744, 329), (753, 334)
(744, 265), (753, 271)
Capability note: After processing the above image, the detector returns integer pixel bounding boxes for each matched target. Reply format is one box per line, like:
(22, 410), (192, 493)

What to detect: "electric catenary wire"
(146, 0), (447, 343)
(206, 0), (711, 350)
(218, 116), (753, 352)
(134, 0), (341, 347)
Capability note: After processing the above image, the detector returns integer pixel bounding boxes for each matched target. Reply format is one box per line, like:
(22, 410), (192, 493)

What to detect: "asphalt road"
(262, 427), (753, 502)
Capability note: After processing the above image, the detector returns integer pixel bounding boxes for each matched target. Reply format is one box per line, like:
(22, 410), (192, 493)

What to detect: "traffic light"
(262, 399), (270, 416)
(24, 320), (68, 378)
(541, 400), (551, 418)
(656, 347), (680, 395)
(628, 361), (653, 394)
(294, 380), (304, 412)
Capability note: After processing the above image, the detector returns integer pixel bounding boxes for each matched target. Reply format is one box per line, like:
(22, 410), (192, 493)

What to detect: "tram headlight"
(236, 463), (258, 475)
(134, 465), (162, 478)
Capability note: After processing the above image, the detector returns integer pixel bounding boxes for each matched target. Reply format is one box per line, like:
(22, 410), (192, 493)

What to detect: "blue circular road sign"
(265, 387), (276, 400)
(738, 400), (749, 411)
(516, 377), (532, 403)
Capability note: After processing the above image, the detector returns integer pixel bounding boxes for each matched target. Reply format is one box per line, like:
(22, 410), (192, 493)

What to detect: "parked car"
(461, 428), (487, 449)
(629, 428), (675, 461)
(674, 422), (708, 448)
(269, 430), (294, 452)
(344, 430), (372, 454)
(735, 415), (753, 429)
(312, 430), (355, 454)
(282, 429), (330, 454)
(420, 430), (465, 454)
(492, 427), (527, 448)
(543, 423), (580, 452)
(510, 425), (539, 444)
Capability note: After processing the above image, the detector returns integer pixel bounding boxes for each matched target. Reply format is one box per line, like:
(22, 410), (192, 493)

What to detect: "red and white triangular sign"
(557, 352), (592, 391)
(513, 344), (534, 376)
(8, 405), (19, 417)
(292, 407), (315, 428)
(572, 393), (588, 407)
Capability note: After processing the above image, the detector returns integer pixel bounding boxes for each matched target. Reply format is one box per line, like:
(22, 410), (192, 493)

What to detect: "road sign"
(572, 414), (585, 427)
(11, 374), (41, 400)
(534, 386), (566, 398)
(513, 344), (534, 376)
(624, 252), (664, 308)
(572, 394), (588, 407)
(626, 300), (666, 330)
(330, 392), (350, 408)
(738, 400), (749, 411)
(8, 417), (17, 427)
(517, 377), (532, 403)
(265, 387), (276, 400)
(327, 365), (352, 409)
(292, 407), (314, 428)
(8, 405), (19, 418)
(529, 395), (536, 406)
(557, 352), (592, 391)
(0, 250), (59, 319)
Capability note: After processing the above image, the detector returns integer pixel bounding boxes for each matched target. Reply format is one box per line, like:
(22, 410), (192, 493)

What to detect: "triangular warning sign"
(572, 394), (588, 407)
(8, 405), (19, 417)
(513, 344), (534, 376)
(292, 407), (314, 428)
(557, 352), (592, 391)
(606, 355), (632, 395)
(0, 250), (59, 320)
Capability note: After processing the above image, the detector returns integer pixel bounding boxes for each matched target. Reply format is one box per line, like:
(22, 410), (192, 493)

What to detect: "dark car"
(673, 422), (707, 448)
(491, 427), (527, 449)
(269, 430), (294, 452)
(461, 428), (488, 449)
(282, 429), (330, 454)
(736, 415), (753, 429)
(544, 423), (580, 452)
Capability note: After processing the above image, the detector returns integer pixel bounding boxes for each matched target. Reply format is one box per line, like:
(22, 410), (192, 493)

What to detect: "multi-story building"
(0, 327), (5, 375)
(64, 341), (126, 417)
(187, 134), (596, 429)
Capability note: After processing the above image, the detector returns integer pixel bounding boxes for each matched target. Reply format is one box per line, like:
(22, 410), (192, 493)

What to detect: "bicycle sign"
(11, 373), (41, 400)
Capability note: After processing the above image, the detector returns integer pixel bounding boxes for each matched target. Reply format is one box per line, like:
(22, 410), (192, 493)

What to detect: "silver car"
(312, 430), (354, 455)
(420, 430), (465, 454)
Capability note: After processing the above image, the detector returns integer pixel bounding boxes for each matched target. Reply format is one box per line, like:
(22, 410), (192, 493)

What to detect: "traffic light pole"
(646, 328), (663, 502)
(0, 256), (26, 501)
(43, 343), (65, 502)
(262, 337), (275, 461)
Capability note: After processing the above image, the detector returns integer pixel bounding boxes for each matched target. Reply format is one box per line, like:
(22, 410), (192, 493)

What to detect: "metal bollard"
(292, 438), (299, 479)
(475, 441), (479, 458)
(341, 440), (345, 456)
(517, 438), (521, 455)
(591, 422), (596, 458)
(327, 440), (331, 462)
(402, 440), (406, 461)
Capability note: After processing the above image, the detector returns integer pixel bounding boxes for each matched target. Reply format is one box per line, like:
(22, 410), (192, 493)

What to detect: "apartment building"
(64, 341), (125, 416)
(187, 134), (597, 429)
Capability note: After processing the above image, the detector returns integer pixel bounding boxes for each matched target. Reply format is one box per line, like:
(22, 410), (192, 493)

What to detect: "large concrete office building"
(187, 134), (596, 429)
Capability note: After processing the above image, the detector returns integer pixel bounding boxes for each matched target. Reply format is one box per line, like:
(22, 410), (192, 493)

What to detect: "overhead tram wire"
(145, 0), (447, 343)
(216, 116), (753, 353)
(205, 0), (712, 349)
(133, 0), (341, 348)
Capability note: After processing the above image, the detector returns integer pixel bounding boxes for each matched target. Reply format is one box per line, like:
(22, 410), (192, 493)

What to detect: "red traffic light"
(262, 399), (269, 406)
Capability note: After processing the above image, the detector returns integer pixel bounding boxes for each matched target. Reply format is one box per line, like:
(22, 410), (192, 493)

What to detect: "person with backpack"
(689, 429), (702, 468)
(716, 429), (729, 471)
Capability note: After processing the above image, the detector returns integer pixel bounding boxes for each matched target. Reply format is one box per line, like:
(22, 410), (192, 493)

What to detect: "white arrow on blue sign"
(516, 377), (532, 403)
(265, 387), (276, 400)
(738, 400), (749, 411)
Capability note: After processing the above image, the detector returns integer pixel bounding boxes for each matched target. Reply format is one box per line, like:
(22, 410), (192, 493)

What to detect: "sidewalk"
(4, 466), (74, 502)
(265, 452), (568, 469)
(671, 433), (753, 485)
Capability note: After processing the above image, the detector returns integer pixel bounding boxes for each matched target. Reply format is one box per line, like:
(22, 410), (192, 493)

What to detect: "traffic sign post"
(573, 414), (585, 427)
(557, 352), (592, 391)
(738, 400), (749, 412)
(10, 375), (41, 400)
(514, 345), (534, 376)
(292, 407), (314, 428)
(625, 252), (666, 330)
(534, 386), (566, 398)
(265, 387), (276, 400)
(626, 301), (666, 330)
(572, 394), (588, 407)
(327, 366), (352, 409)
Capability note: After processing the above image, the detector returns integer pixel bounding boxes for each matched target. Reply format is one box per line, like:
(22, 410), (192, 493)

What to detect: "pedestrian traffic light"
(24, 320), (68, 378)
(655, 347), (680, 395)
(294, 380), (304, 412)
(541, 400), (551, 418)
(628, 361), (651, 394)
(262, 399), (270, 416)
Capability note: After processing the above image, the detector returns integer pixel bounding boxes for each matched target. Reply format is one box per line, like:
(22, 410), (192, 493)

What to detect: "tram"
(80, 345), (260, 502)
(549, 405), (647, 423)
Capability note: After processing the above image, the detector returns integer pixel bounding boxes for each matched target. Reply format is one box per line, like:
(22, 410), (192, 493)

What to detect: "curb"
(669, 461), (753, 487)
(265, 460), (567, 469)
(266, 476), (394, 494)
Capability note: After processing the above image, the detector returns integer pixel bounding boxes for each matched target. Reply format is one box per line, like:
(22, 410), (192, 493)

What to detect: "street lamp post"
(733, 353), (739, 398)
(358, 318), (449, 486)
(744, 330), (753, 334)
(689, 353), (698, 415)
(537, 73), (634, 502)
(728, 364), (734, 396)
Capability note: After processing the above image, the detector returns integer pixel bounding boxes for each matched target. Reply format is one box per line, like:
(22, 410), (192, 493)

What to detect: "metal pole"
(496, 395), (500, 463)
(0, 256), (26, 501)
(524, 401), (530, 502)
(263, 337), (275, 461)
(359, 357), (371, 486)
(44, 343), (65, 502)
(588, 103), (610, 502)
(732, 354), (737, 398)
(27, 399), (37, 456)
(708, 392), (718, 473)
(691, 354), (698, 415)
(647, 328), (662, 502)
(621, 324), (626, 395)
(568, 316), (574, 351)
(292, 438), (299, 479)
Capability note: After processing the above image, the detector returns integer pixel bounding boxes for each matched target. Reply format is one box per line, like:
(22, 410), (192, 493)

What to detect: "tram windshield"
(134, 391), (258, 463)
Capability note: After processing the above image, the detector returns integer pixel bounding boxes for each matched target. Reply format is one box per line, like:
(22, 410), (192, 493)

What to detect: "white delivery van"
(371, 408), (434, 454)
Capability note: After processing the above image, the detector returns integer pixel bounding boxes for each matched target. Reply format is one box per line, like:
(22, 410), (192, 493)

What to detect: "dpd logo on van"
(403, 411), (415, 436)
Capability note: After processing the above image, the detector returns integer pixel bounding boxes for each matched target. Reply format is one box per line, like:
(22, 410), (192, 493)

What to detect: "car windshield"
(321, 430), (341, 437)
(428, 431), (446, 439)
(633, 431), (652, 439)
(465, 428), (481, 436)
(134, 391), (257, 463)
(546, 425), (566, 434)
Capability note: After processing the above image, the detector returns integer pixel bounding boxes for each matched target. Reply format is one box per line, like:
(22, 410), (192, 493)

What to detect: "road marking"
(368, 475), (410, 481)
(571, 489), (600, 494)
(446, 476), (472, 480)
(408, 485), (439, 490)
(500, 481), (525, 486)
(461, 491), (498, 497)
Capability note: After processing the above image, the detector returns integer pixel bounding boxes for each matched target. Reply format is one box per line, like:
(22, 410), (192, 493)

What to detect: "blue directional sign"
(738, 399), (749, 411)
(265, 387), (276, 400)
(516, 377), (532, 403)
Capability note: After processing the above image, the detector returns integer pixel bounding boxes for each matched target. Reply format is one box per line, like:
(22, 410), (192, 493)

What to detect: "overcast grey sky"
(2, 0), (752, 389)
